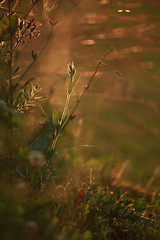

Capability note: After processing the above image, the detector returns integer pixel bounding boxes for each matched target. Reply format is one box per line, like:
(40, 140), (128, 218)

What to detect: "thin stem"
(8, 0), (13, 106)
(13, 18), (35, 52)
(60, 94), (70, 124)
(51, 94), (71, 152)
(13, 0), (40, 52)
(51, 134), (59, 151)
(24, 0), (40, 20)
(14, 24), (53, 89)
(19, 77), (34, 90)
(70, 47), (114, 118)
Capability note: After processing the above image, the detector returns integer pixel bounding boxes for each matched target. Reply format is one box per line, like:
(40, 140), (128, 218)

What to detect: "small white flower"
(29, 150), (45, 166)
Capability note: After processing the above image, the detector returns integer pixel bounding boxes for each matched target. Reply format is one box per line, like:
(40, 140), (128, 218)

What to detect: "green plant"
(0, 2), (160, 240)
(0, 0), (80, 184)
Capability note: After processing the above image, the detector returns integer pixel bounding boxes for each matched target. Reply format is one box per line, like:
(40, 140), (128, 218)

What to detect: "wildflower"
(28, 150), (45, 166)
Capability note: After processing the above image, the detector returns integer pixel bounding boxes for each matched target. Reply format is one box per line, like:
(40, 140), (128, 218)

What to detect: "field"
(0, 0), (160, 239)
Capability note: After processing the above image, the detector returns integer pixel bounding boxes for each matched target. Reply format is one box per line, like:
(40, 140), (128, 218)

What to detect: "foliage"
(0, 0), (81, 187)
(1, 181), (160, 240)
(0, 1), (159, 240)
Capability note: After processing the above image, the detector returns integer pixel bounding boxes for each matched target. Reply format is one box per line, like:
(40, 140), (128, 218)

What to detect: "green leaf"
(133, 199), (147, 215)
(0, 14), (18, 41)
(52, 110), (59, 127)
(30, 120), (55, 151)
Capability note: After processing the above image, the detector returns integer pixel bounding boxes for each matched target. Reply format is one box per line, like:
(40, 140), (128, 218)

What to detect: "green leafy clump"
(1, 182), (158, 240)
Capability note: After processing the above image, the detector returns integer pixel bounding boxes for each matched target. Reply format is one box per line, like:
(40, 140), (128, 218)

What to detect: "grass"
(0, 0), (160, 239)
(1, 160), (160, 240)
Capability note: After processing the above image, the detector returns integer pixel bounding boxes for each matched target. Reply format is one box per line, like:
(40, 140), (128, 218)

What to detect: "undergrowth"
(0, 1), (159, 240)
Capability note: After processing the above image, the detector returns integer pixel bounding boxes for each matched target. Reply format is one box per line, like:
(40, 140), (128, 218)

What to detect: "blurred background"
(14, 0), (160, 190)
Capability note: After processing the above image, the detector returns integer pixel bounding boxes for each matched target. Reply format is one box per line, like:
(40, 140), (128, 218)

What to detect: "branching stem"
(13, 0), (40, 52)
(70, 47), (114, 118)
(14, 24), (53, 89)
